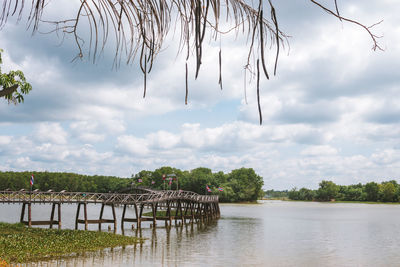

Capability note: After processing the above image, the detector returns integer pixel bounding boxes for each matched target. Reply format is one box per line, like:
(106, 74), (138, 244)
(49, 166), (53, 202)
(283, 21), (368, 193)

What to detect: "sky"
(0, 0), (399, 190)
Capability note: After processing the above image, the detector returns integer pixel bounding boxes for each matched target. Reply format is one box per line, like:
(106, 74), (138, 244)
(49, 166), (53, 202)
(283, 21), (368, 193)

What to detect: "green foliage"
(380, 182), (396, 202)
(316, 180), (339, 201)
(288, 180), (400, 203)
(226, 168), (264, 202)
(288, 188), (314, 201)
(365, 182), (379, 201)
(132, 166), (264, 202)
(0, 222), (141, 263)
(0, 167), (264, 203)
(0, 171), (131, 193)
(264, 190), (289, 199)
(0, 49), (32, 104)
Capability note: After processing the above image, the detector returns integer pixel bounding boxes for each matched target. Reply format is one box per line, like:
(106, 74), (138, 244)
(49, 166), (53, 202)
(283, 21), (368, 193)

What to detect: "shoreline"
(262, 198), (400, 205)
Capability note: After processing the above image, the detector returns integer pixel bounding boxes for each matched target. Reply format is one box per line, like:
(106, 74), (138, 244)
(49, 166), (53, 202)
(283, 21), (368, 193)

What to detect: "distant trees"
(264, 190), (289, 199)
(365, 182), (379, 201)
(0, 171), (130, 193)
(0, 167), (264, 203)
(288, 180), (400, 202)
(288, 188), (315, 201)
(130, 166), (264, 202)
(316, 180), (339, 201)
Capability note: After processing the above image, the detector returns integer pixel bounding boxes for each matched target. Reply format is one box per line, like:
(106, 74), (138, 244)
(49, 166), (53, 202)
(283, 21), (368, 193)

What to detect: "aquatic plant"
(0, 222), (141, 264)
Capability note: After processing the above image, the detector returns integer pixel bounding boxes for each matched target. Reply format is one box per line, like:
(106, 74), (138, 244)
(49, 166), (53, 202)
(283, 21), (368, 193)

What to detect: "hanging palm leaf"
(0, 0), (382, 123)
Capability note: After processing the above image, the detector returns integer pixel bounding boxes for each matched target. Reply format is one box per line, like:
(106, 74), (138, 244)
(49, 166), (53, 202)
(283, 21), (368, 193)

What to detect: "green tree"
(288, 188), (300, 200)
(217, 185), (237, 202)
(298, 188), (315, 201)
(0, 49), (32, 103)
(183, 167), (214, 194)
(365, 182), (379, 201)
(316, 180), (339, 201)
(227, 168), (264, 202)
(380, 182), (396, 202)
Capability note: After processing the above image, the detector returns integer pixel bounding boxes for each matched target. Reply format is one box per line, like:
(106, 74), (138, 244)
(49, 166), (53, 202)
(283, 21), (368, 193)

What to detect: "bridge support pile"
(1, 188), (220, 230)
(20, 202), (61, 229)
(75, 202), (117, 231)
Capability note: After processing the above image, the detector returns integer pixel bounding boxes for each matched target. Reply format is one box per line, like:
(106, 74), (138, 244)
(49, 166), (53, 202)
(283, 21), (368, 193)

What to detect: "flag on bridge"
(138, 178), (142, 183)
(30, 174), (34, 186)
(162, 174), (166, 180)
(151, 180), (155, 184)
(218, 187), (224, 191)
(206, 185), (212, 192)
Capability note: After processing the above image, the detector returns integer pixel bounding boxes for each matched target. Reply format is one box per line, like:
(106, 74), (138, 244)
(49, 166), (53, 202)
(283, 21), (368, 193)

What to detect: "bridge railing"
(0, 189), (219, 204)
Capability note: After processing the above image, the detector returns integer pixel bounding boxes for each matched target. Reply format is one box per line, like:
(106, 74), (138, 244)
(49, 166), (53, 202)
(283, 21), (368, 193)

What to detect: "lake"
(1, 200), (400, 266)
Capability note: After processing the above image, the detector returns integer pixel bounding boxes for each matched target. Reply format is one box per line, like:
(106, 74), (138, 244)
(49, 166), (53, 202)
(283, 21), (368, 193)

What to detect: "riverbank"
(0, 222), (142, 264)
(280, 199), (400, 204)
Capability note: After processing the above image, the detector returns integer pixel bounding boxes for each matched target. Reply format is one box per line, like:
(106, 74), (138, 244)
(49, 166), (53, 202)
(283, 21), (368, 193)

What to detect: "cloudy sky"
(0, 0), (399, 190)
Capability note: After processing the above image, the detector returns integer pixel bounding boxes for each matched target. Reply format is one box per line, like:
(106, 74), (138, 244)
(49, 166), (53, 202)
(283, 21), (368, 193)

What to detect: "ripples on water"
(2, 201), (400, 266)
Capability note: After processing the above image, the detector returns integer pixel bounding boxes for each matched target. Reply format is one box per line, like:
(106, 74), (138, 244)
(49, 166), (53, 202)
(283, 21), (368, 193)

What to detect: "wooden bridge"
(0, 188), (220, 230)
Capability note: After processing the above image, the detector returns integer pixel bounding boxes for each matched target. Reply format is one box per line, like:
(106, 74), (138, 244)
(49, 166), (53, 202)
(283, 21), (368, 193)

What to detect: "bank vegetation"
(287, 180), (400, 203)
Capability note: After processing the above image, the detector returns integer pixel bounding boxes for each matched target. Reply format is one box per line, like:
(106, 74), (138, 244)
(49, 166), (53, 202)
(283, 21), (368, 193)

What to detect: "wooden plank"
(22, 220), (59, 226)
(121, 218), (138, 222)
(137, 217), (154, 222)
(77, 219), (115, 224)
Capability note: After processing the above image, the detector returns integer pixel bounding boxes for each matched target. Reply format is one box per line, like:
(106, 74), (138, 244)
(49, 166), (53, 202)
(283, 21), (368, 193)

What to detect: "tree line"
(288, 180), (400, 202)
(0, 167), (264, 202)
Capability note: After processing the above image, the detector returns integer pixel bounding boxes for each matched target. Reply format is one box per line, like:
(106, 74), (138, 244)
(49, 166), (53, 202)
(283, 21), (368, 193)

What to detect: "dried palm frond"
(0, 0), (382, 124)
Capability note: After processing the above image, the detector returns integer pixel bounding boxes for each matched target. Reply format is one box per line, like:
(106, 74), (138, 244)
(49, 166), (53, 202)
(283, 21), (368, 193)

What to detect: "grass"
(0, 222), (142, 264)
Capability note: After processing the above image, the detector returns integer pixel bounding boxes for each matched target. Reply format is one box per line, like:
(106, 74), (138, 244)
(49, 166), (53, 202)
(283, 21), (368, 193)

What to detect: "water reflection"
(20, 221), (218, 267)
(4, 202), (400, 266)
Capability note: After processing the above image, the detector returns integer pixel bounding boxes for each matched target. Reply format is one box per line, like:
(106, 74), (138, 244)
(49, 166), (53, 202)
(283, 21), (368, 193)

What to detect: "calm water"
(2, 201), (400, 266)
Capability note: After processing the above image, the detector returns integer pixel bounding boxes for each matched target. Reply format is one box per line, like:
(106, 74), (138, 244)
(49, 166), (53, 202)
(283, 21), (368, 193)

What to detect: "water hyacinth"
(0, 222), (142, 264)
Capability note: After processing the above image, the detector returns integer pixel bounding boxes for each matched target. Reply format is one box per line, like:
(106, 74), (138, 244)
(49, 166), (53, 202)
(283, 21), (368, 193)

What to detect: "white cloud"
(35, 123), (68, 144)
(116, 135), (150, 156)
(301, 146), (338, 157)
(69, 121), (105, 143)
(0, 136), (12, 146)
(1, 0), (399, 190)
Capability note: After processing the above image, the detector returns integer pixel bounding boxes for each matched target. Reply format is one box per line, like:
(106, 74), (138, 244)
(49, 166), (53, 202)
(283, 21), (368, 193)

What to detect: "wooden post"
(190, 202), (195, 223)
(28, 202), (32, 227)
(174, 200), (180, 225)
(151, 203), (157, 227)
(138, 204), (144, 229)
(121, 204), (127, 229)
(50, 203), (56, 229)
(75, 203), (81, 230)
(166, 200), (171, 227)
(20, 203), (26, 223)
(111, 204), (117, 231)
(178, 200), (184, 223)
(134, 203), (141, 229)
(84, 202), (88, 230)
(99, 203), (105, 230)
(58, 203), (62, 229)
(183, 201), (190, 224)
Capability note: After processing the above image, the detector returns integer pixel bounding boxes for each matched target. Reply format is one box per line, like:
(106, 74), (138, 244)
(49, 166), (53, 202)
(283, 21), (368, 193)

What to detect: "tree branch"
(310, 0), (383, 51)
(0, 84), (18, 98)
